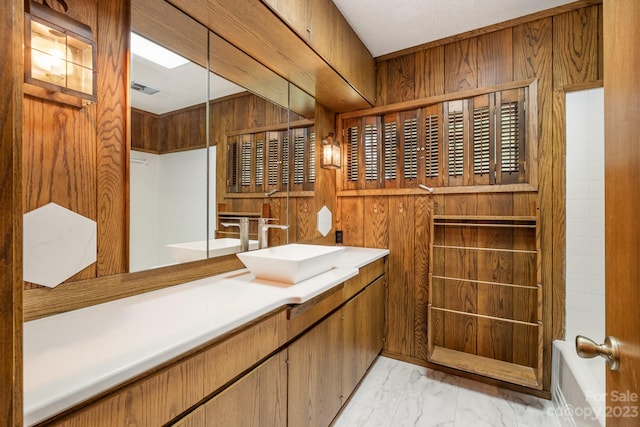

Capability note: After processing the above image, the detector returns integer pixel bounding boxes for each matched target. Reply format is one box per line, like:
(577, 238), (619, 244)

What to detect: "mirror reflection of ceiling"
(131, 48), (245, 115)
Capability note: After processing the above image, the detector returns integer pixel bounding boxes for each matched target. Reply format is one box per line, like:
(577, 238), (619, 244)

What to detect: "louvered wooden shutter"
(422, 104), (441, 187)
(307, 128), (316, 187)
(281, 131), (289, 188)
(255, 132), (265, 193)
(292, 128), (305, 190)
(363, 116), (381, 188)
(227, 136), (239, 193)
(470, 95), (493, 185)
(400, 110), (419, 187)
(383, 114), (398, 189)
(344, 118), (360, 190)
(267, 131), (279, 190)
(496, 88), (526, 184)
(444, 100), (467, 186)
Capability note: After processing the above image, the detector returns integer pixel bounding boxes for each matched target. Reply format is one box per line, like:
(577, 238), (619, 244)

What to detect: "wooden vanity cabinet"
(40, 257), (386, 427)
(288, 276), (385, 427)
(173, 351), (288, 427)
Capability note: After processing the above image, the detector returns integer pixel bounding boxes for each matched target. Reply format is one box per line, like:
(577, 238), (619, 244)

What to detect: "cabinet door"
(288, 307), (343, 427)
(192, 351), (287, 427)
(262, 0), (309, 41)
(342, 276), (385, 399)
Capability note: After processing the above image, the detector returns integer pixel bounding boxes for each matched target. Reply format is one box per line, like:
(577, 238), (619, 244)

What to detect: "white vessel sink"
(166, 239), (259, 262)
(236, 244), (345, 284)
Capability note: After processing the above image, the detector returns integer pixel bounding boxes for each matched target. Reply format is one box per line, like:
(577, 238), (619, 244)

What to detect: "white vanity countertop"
(23, 246), (388, 426)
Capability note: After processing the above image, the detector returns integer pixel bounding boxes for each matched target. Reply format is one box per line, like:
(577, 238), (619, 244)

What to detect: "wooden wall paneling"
(130, 109), (161, 153)
(444, 38), (478, 93)
(362, 196), (389, 249)
(442, 194), (478, 354)
(597, 4), (603, 80)
(294, 197), (314, 242)
(552, 6), (599, 90)
(337, 197), (364, 246)
(386, 55), (416, 104)
(413, 195), (431, 360)
(375, 60), (388, 107)
(414, 46), (445, 100)
(96, 0), (129, 276)
(477, 29), (513, 87)
(551, 89), (567, 345)
(385, 196), (415, 355)
(1, 0), (22, 423)
(512, 15), (553, 389)
(476, 194), (514, 363)
(311, 103), (337, 245)
(22, 99), (98, 285)
(168, 106), (207, 153)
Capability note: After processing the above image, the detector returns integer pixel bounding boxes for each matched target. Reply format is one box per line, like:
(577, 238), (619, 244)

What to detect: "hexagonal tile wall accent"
(23, 203), (97, 288)
(317, 205), (332, 237)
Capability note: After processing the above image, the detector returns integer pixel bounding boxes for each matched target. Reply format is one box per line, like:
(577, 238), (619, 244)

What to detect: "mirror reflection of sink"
(236, 244), (345, 284)
(166, 239), (259, 263)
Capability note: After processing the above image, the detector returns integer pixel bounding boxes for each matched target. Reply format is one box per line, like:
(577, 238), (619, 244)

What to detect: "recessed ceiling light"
(130, 32), (189, 69)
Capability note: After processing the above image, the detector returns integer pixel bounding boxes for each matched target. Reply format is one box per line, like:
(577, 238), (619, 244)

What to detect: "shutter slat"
(347, 126), (359, 182)
(425, 114), (439, 178)
(364, 123), (378, 181)
(404, 117), (418, 179)
(384, 121), (397, 180)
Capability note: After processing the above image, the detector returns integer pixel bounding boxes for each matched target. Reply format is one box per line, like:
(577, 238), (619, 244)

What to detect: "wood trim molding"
(1, 0), (23, 425)
(338, 79), (535, 120)
(375, 0), (603, 61)
(23, 255), (245, 321)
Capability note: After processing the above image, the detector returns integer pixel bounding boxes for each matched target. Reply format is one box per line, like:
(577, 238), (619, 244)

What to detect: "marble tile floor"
(333, 356), (560, 427)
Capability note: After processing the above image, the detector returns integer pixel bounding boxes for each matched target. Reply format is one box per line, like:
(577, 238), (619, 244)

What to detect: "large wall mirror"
(130, 0), (315, 272)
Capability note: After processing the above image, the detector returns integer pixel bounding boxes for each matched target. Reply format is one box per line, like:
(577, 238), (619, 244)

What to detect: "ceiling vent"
(131, 81), (159, 95)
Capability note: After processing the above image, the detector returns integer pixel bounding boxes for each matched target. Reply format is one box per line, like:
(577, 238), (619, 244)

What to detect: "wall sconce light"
(24, 0), (97, 107)
(321, 132), (341, 169)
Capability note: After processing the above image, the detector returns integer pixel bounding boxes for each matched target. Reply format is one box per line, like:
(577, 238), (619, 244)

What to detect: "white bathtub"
(552, 339), (606, 426)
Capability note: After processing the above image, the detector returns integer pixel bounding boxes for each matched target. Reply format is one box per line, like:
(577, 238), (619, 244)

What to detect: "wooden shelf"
(428, 212), (542, 390)
(429, 346), (542, 390)
(433, 215), (536, 222)
(218, 211), (262, 218)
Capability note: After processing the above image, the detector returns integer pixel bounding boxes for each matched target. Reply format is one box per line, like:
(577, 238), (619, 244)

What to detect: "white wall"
(130, 151), (161, 271)
(130, 147), (216, 271)
(565, 88), (605, 347)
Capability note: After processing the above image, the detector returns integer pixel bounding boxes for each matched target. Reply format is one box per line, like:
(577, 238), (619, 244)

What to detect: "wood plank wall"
(22, 0), (129, 290)
(1, 0), (23, 424)
(339, 3), (603, 391)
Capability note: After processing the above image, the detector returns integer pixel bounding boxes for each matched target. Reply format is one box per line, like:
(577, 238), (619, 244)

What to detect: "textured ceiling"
(133, 0), (578, 113)
(332, 0), (576, 57)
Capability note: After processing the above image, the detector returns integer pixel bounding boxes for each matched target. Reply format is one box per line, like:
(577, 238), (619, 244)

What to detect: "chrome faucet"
(220, 217), (250, 252)
(257, 218), (288, 249)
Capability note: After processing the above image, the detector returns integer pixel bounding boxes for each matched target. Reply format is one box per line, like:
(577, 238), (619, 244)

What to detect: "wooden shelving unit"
(428, 214), (543, 390)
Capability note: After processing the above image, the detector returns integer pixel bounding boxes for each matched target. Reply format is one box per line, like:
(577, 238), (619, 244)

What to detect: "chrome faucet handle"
(258, 220), (288, 249)
(220, 217), (250, 252)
